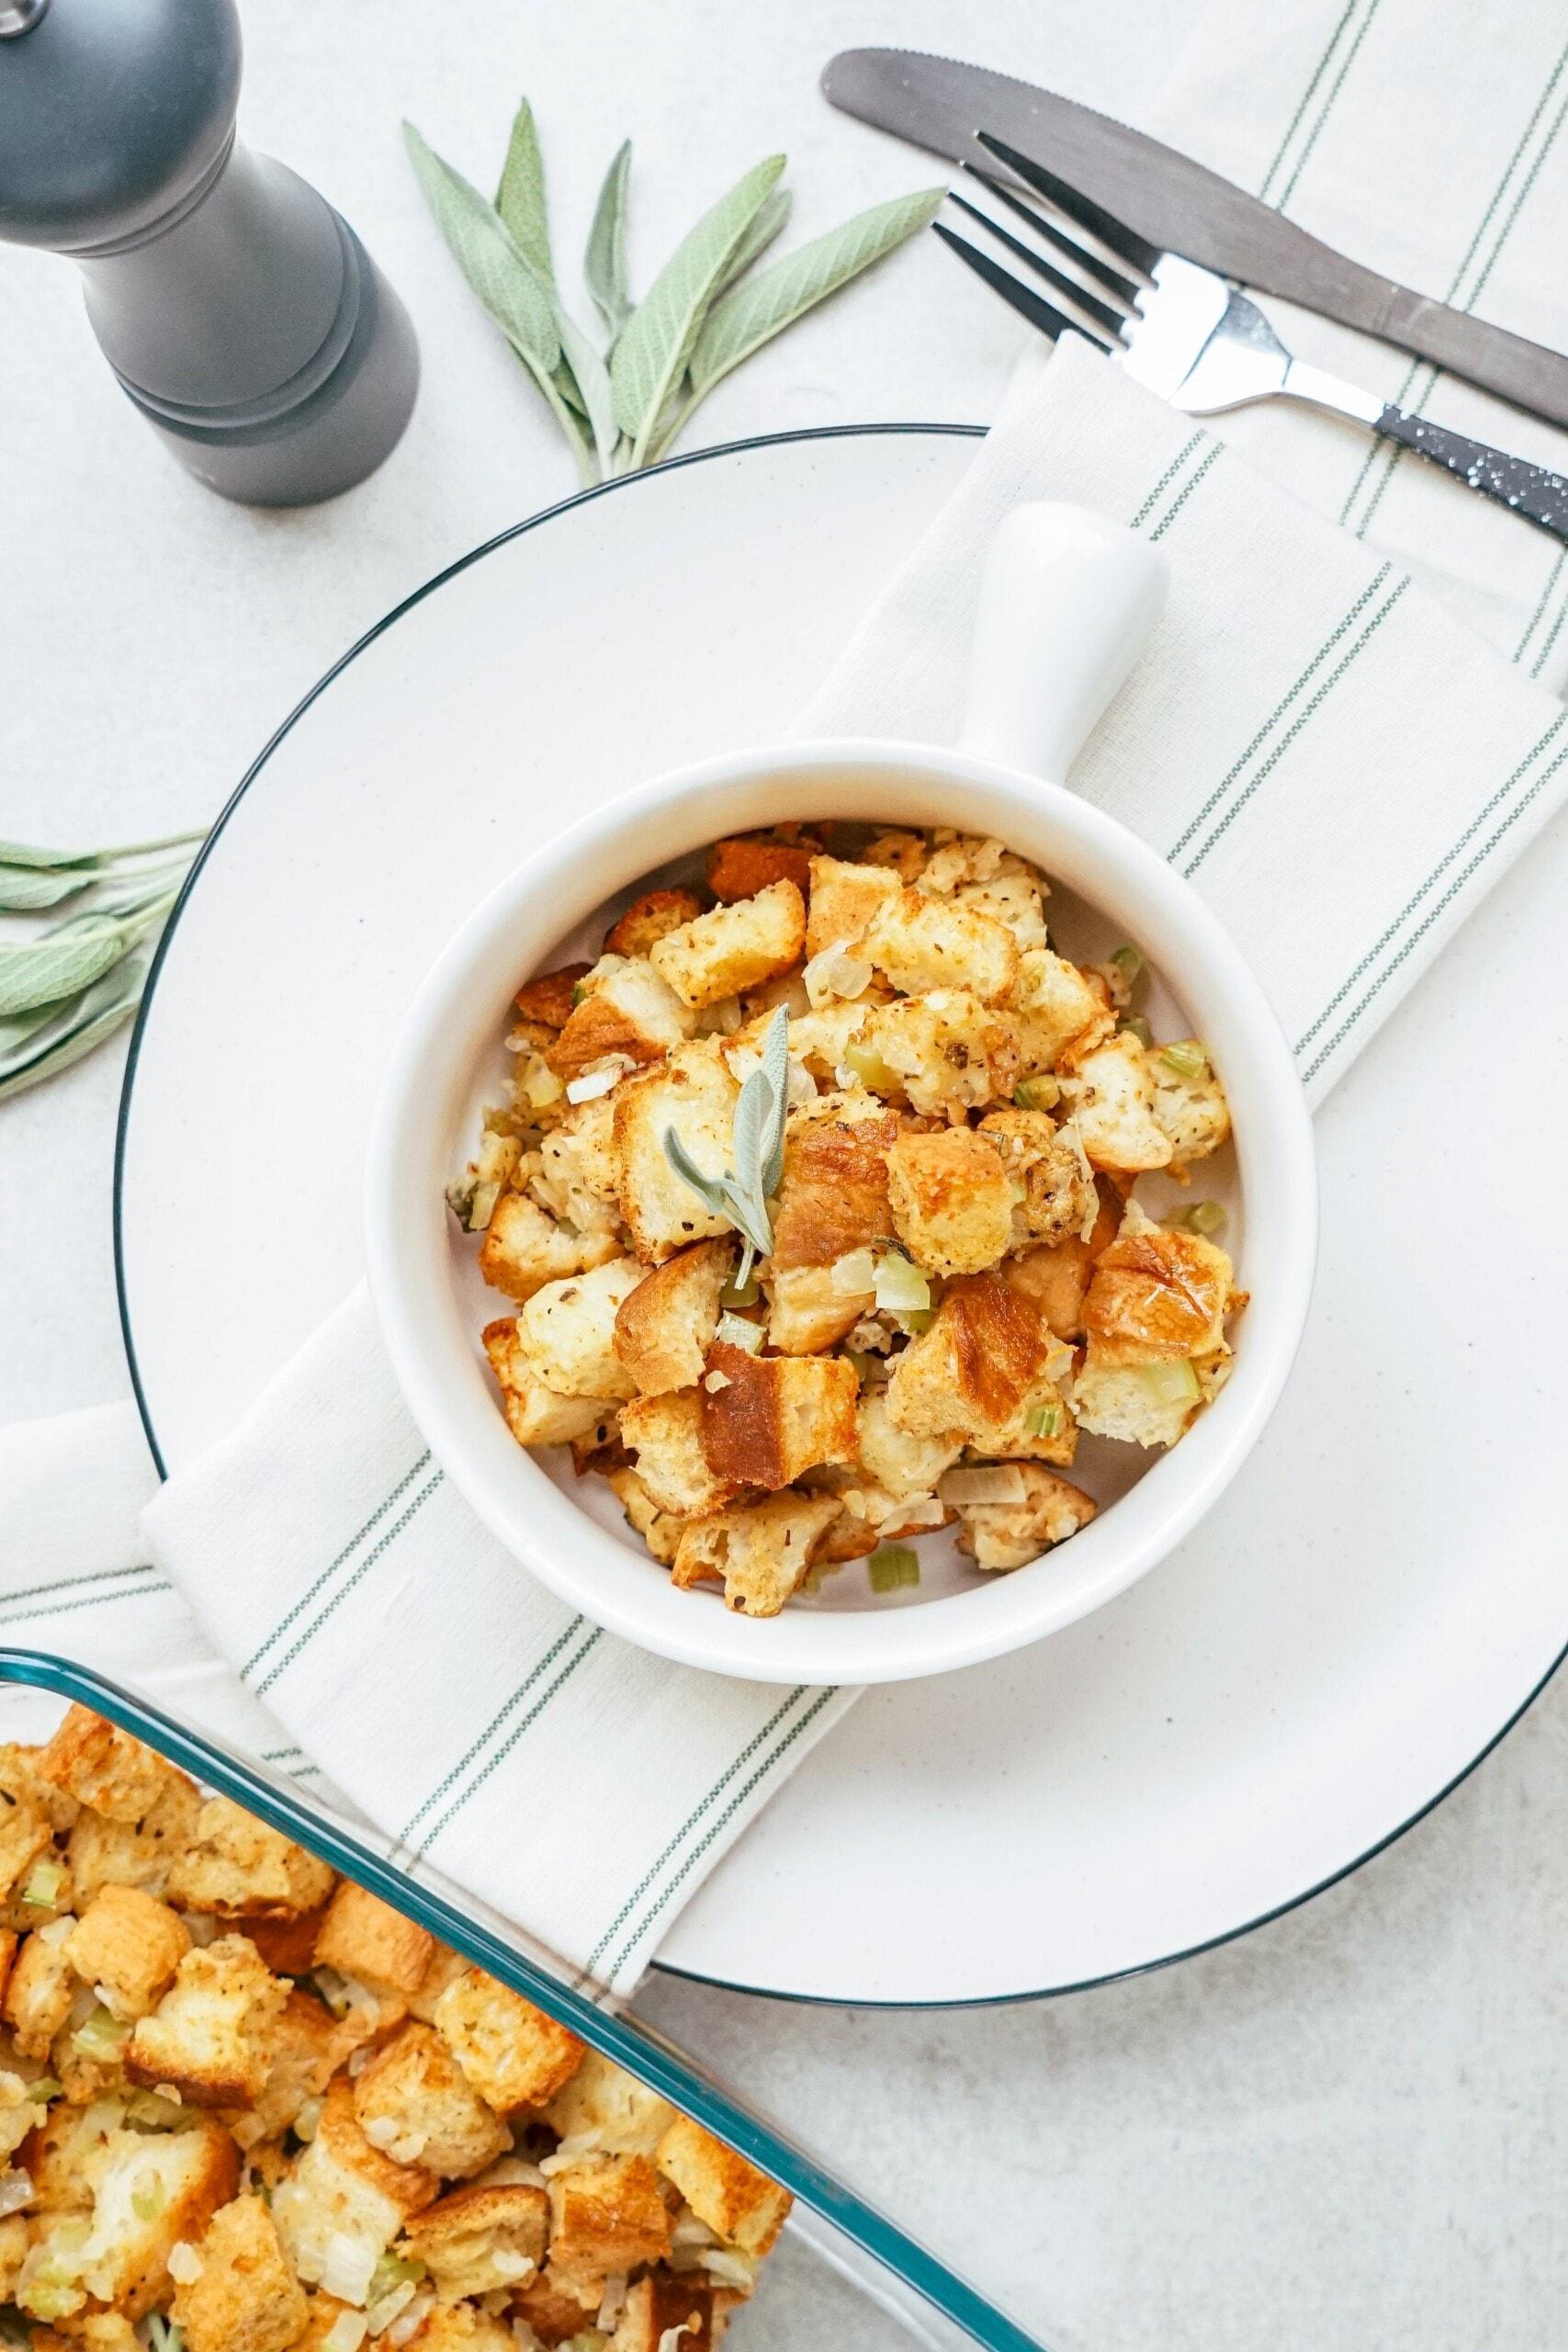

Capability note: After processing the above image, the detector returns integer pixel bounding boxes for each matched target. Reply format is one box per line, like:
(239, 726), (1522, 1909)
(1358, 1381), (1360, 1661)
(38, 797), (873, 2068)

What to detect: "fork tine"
(947, 191), (1131, 342)
(931, 222), (1117, 354)
(976, 131), (1162, 279)
(959, 163), (1144, 311)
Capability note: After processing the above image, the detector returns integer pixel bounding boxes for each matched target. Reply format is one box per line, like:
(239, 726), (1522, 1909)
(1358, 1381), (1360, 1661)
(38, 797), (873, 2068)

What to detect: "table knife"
(822, 46), (1568, 429)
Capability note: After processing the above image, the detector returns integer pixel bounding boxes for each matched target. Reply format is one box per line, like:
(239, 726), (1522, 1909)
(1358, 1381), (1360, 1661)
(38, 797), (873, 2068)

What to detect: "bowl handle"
(958, 502), (1167, 781)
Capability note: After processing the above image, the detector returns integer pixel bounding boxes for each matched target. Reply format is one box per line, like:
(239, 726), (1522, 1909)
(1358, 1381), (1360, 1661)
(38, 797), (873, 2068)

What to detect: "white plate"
(118, 425), (1568, 2006)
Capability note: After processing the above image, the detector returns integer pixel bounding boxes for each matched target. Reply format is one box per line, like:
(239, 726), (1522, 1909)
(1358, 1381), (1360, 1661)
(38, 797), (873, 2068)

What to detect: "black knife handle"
(1375, 406), (1568, 542)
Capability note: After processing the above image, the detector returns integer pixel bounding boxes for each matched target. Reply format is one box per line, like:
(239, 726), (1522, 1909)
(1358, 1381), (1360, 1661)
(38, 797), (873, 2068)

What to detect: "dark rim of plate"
(112, 419), (1568, 2011)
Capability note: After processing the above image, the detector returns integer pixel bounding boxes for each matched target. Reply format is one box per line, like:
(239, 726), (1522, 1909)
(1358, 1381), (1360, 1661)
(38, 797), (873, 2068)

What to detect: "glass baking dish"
(0, 1645), (1049, 2352)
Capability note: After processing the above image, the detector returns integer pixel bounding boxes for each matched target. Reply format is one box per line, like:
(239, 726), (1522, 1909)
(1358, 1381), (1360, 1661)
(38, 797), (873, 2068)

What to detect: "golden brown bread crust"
(1081, 1215), (1229, 1361)
(933, 1276), (1053, 1430)
(547, 989), (668, 1082)
(604, 888), (705, 957)
(513, 964), (592, 1032)
(769, 1106), (900, 1269)
(613, 1238), (733, 1396)
(244, 1905), (329, 1978)
(546, 2152), (671, 2287)
(698, 1344), (858, 1490)
(999, 1182), (1121, 1340)
(705, 835), (818, 902)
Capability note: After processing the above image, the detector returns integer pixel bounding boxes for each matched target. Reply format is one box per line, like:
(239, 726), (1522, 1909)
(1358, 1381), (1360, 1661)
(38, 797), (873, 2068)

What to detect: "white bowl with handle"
(366, 503), (1316, 1683)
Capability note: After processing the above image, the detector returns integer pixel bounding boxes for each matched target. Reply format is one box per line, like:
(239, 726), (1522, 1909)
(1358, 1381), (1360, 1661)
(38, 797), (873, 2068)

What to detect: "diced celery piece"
(1121, 1015), (1154, 1048)
(1025, 1403), (1062, 1438)
(71, 2004), (130, 2061)
(868, 1544), (920, 1593)
(1110, 943), (1145, 986)
(898, 1307), (935, 1335)
(1158, 1040), (1210, 1082)
(719, 1269), (759, 1308)
(1013, 1074), (1059, 1112)
(1133, 1359), (1201, 1407)
(21, 1860), (64, 1908)
(1174, 1199), (1227, 1238)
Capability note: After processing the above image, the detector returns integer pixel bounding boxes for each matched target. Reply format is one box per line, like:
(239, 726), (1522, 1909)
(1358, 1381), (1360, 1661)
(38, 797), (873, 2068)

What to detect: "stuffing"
(543, 2045), (676, 2157)
(1057, 1032), (1174, 1174)
(1148, 1042), (1232, 1170)
(514, 1257), (643, 1403)
(170, 2193), (308, 2352)
(243, 1984), (339, 2143)
(3, 1928), (76, 2058)
(604, 1465), (686, 1566)
(1070, 1354), (1205, 1449)
(547, 956), (694, 1083)
(431, 1968), (584, 2116)
(619, 1388), (741, 1521)
(886, 1126), (1013, 1276)
(804, 854), (901, 954)
(913, 831), (1037, 897)
(167, 1797), (334, 1923)
(705, 834), (818, 902)
(482, 1318), (610, 1447)
(656, 2118), (790, 2257)
(762, 1261), (871, 1356)
(999, 1182), (1121, 1340)
(513, 965), (593, 1044)
(954, 868), (1050, 951)
(775, 997), (873, 1084)
(406, 2179), (549, 2300)
(613, 1039), (739, 1263)
(513, 2268), (604, 2346)
(126, 1933), (288, 2107)
(1081, 1199), (1235, 1363)
(353, 2022), (511, 2177)
(403, 2303), (519, 2348)
(533, 1090), (622, 1228)
(0, 1787), (53, 1906)
(862, 827), (929, 879)
(953, 1464), (1100, 1570)
(246, 1904), (331, 1977)
(611, 2271), (720, 2352)
(36, 1708), (173, 1828)
(614, 1238), (733, 1396)
(671, 1491), (841, 1616)
(1010, 947), (1114, 1071)
(768, 1098), (899, 1270)
(861, 989), (1021, 1119)
(314, 1881), (435, 2002)
(72, 2120), (241, 2319)
(547, 2152), (671, 2288)
(977, 1107), (1099, 1248)
(0, 1743), (78, 1838)
(698, 1342), (858, 1490)
(63, 1885), (190, 2019)
(852, 1390), (963, 1502)
(271, 2081), (437, 2290)
(649, 879), (807, 1010)
(66, 1771), (200, 1905)
(570, 1409), (627, 1476)
(604, 887), (706, 958)
(862, 884), (1019, 1004)
(886, 1276), (1076, 1464)
(478, 1188), (620, 1305)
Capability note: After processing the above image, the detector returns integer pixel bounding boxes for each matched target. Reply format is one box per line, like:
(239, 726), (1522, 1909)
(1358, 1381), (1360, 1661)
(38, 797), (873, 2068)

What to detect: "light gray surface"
(0, 4), (1562, 2347)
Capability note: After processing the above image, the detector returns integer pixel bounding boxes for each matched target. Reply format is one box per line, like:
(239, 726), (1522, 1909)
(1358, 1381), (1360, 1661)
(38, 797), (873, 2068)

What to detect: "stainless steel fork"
(937, 132), (1568, 544)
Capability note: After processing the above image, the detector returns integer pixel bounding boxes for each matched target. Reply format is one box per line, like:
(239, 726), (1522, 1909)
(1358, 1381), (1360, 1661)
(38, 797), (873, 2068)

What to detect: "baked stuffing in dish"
(453, 825), (1245, 1617)
(0, 1706), (786, 2348)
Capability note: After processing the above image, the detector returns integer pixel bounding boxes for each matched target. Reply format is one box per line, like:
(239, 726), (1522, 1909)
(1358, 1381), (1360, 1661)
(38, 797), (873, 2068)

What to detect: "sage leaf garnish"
(584, 141), (633, 343)
(720, 187), (793, 295)
(0, 866), (94, 912)
(0, 960), (147, 1102)
(662, 1006), (790, 1284)
(494, 98), (555, 290)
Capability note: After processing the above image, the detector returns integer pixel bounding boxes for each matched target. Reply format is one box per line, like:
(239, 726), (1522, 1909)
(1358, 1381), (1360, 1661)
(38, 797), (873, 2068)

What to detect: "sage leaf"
(759, 1005), (790, 1196)
(0, 961), (145, 1102)
(720, 186), (792, 293)
(0, 841), (96, 871)
(494, 98), (554, 289)
(0, 987), (89, 1057)
(554, 305), (621, 477)
(675, 185), (944, 447)
(0, 866), (93, 911)
(584, 141), (633, 342)
(611, 153), (785, 461)
(0, 920), (126, 1019)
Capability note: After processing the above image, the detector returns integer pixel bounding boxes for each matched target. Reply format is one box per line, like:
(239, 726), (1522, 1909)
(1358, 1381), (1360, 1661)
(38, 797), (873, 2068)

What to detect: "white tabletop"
(2, 3), (1562, 2345)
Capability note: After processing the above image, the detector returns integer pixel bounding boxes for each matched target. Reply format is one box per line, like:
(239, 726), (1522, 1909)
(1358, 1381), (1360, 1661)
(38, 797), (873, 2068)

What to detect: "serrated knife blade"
(822, 46), (1568, 428)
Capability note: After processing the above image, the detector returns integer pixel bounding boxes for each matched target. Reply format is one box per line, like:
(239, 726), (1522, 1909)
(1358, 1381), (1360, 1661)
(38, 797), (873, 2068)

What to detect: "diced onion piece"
(71, 2005), (130, 2062)
(323, 2315), (369, 2352)
(521, 1059), (566, 1109)
(37, 1916), (74, 1949)
(1158, 1039), (1210, 1082)
(658, 2325), (702, 2352)
(1133, 1358), (1201, 1407)
(868, 1544), (920, 1593)
(566, 1055), (633, 1103)
(896, 1494), (947, 1529)
(166, 2240), (203, 2284)
(704, 995), (742, 1035)
(292, 2094), (324, 2142)
(321, 2231), (378, 2306)
(714, 1313), (763, 1355)
(842, 1041), (896, 1093)
(1121, 1015), (1153, 1047)
(699, 2247), (761, 2292)
(467, 1181), (502, 1233)
(0, 2171), (33, 2217)
(703, 1370), (731, 1393)
(596, 2273), (629, 2328)
(939, 1465), (1028, 1506)
(872, 1250), (930, 1313)
(131, 2182), (167, 2223)
(803, 944), (872, 1008)
(366, 2279), (419, 2335)
(830, 1247), (876, 1295)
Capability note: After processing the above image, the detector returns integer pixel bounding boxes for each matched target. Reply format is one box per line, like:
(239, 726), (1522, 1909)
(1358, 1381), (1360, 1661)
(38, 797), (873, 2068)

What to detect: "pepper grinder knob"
(0, 0), (419, 506)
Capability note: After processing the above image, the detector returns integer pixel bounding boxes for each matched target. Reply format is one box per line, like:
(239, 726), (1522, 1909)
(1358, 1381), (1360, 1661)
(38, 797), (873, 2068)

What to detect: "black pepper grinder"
(0, 0), (419, 505)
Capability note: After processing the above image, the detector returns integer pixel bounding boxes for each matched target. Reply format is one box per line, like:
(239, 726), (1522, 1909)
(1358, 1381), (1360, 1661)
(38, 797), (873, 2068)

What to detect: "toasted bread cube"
(1081, 1199), (1233, 1363)
(0, 2211), (28, 2301)
(482, 1319), (611, 1449)
(313, 1881), (434, 2001)
(862, 885), (1018, 1004)
(542, 2045), (676, 2157)
(954, 869), (1049, 951)
(604, 887), (705, 958)
(604, 1466), (685, 1566)
(853, 1390), (963, 1501)
(167, 1797), (333, 1923)
(515, 1257), (642, 1402)
(614, 1238), (733, 1396)
(650, 880), (806, 1010)
(886, 1127), (1013, 1276)
(354, 2021), (510, 2177)
(244, 1984), (339, 2143)
(272, 2081), (436, 2291)
(620, 1389), (740, 1520)
(244, 1904), (330, 1978)
(3, 1928), (77, 2057)
(126, 1934), (288, 2107)
(1057, 1034), (1173, 1174)
(73, 2120), (240, 2319)
(0, 1793), (52, 1904)
(769, 1098), (899, 1271)
(762, 1262), (870, 1356)
(613, 1039), (740, 1263)
(999, 1183), (1121, 1340)
(671, 1491), (841, 1617)
(805, 855), (901, 954)
(534, 1091), (622, 1226)
(432, 1967), (584, 2116)
(862, 828), (928, 880)
(514, 964), (592, 1034)
(0, 1743), (78, 1837)
(916, 831), (1038, 896)
(478, 1190), (620, 1305)
(610, 2272), (720, 2352)
(1071, 1354), (1195, 1448)
(36, 1707), (173, 1827)
(547, 957), (694, 1080)
(171, 2194), (308, 2352)
(978, 1107), (1098, 1249)
(547, 2152), (671, 2287)
(656, 2116), (790, 2256)
(954, 1464), (1098, 1570)
(1148, 1045), (1232, 1170)
(407, 2179), (549, 2300)
(886, 1276), (1075, 1463)
(706, 836), (818, 903)
(64, 1885), (190, 2020)
(698, 1346), (858, 1490)
(1010, 948), (1114, 1072)
(862, 990), (1021, 1120)
(66, 1770), (201, 1905)
(0, 1927), (16, 2007)
(400, 2305), (517, 2349)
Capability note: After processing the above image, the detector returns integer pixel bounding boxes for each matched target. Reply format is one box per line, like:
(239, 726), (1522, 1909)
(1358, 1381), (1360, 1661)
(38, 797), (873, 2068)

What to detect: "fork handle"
(1371, 407), (1568, 542)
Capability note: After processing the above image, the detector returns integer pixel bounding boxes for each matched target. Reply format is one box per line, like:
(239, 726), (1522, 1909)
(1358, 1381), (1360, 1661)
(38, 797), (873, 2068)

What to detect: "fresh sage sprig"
(406, 99), (943, 485)
(663, 1006), (789, 1283)
(0, 831), (204, 1102)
